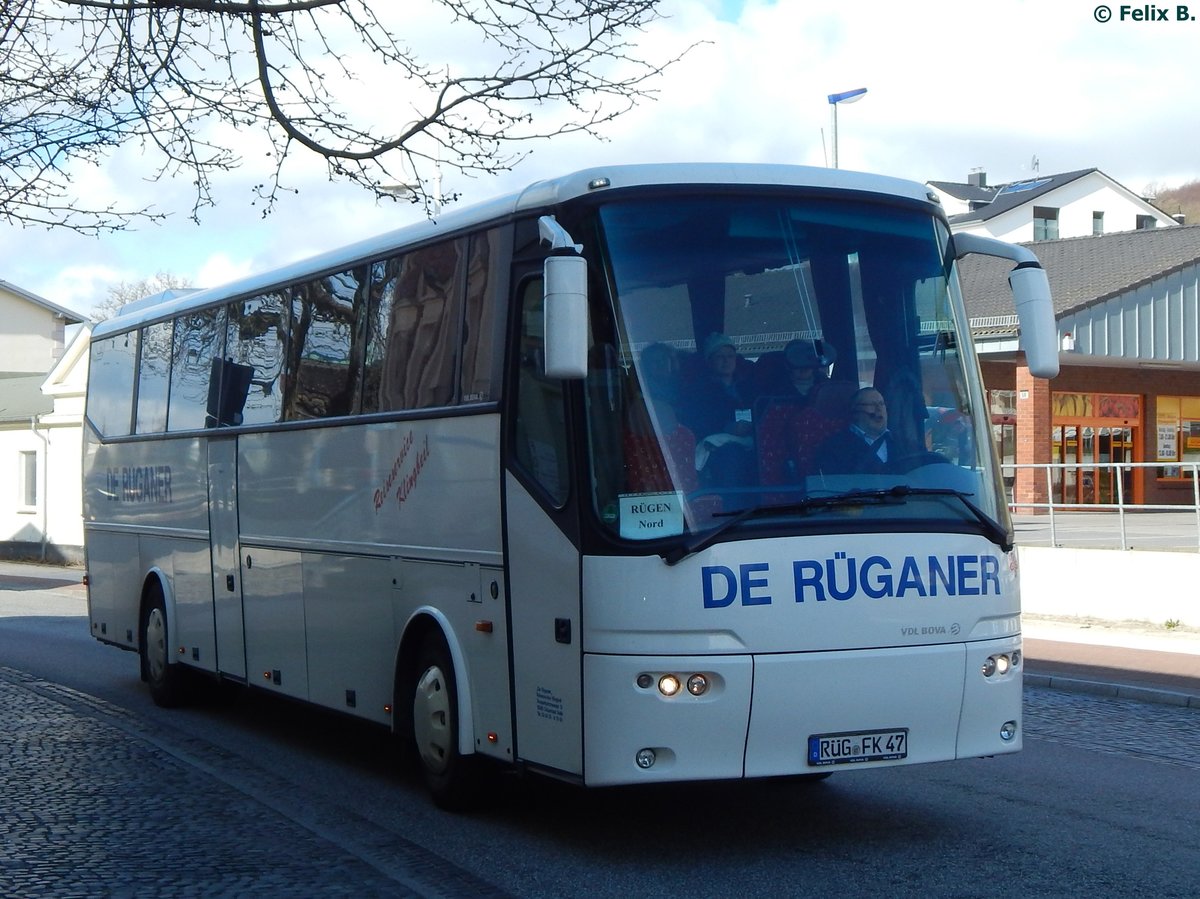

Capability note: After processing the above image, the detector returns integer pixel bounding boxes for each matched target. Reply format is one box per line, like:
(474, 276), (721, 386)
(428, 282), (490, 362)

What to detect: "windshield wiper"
(880, 486), (1013, 553)
(663, 488), (906, 565)
(662, 485), (1011, 566)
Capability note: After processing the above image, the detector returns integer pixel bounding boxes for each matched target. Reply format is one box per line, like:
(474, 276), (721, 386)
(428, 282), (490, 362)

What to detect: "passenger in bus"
(814, 387), (897, 475)
(776, 338), (835, 405)
(680, 333), (755, 486)
(754, 342), (842, 486)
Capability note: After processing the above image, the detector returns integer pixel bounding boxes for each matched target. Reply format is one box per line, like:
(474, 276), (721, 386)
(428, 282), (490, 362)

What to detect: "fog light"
(995, 654), (1011, 675)
(635, 748), (656, 769)
(658, 674), (681, 697)
(1011, 650), (1021, 669)
(686, 674), (709, 696)
(981, 657), (997, 678)
(1000, 720), (1018, 742)
(636, 673), (653, 689)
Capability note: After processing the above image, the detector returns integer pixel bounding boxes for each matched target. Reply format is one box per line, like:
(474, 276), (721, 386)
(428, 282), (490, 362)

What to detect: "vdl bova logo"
(701, 553), (1004, 608)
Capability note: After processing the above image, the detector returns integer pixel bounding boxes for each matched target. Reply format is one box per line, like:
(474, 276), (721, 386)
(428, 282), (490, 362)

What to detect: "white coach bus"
(83, 163), (1058, 807)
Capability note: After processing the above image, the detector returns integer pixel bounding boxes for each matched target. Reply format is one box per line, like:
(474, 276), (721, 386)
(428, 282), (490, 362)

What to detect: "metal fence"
(1004, 461), (1200, 552)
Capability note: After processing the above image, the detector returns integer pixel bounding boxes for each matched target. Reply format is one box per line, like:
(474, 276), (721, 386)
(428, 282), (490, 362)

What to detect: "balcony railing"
(1003, 461), (1200, 552)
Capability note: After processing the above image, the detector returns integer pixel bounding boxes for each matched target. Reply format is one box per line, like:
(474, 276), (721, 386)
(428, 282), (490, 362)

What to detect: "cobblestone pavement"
(2, 655), (1197, 898)
(1024, 685), (1200, 770)
(0, 667), (511, 899)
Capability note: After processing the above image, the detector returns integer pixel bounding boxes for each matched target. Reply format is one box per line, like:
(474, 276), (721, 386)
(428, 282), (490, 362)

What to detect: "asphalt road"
(2, 573), (1199, 897)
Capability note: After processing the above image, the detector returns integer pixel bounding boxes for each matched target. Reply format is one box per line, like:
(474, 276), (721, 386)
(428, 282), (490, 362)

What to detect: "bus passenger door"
(208, 437), (246, 680)
(504, 274), (584, 777)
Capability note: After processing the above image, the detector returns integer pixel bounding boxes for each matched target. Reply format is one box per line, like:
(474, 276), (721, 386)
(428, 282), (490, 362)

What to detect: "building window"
(1033, 206), (1059, 240)
(18, 451), (37, 508)
(1156, 396), (1200, 479)
(1092, 211), (1104, 236)
(1136, 214), (1157, 230)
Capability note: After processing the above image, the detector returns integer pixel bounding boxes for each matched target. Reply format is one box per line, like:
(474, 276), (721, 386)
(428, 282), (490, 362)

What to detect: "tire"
(410, 631), (480, 810)
(141, 582), (187, 708)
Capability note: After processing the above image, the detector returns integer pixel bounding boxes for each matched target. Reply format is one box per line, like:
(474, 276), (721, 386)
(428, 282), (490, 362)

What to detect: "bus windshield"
(587, 192), (1009, 548)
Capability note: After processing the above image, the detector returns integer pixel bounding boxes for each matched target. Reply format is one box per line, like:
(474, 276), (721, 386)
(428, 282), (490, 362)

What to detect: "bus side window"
(87, 332), (139, 437)
(168, 308), (225, 431)
(285, 267), (369, 420)
(513, 277), (569, 506)
(135, 321), (173, 434)
(373, 238), (465, 411)
(225, 292), (288, 426)
(460, 228), (505, 404)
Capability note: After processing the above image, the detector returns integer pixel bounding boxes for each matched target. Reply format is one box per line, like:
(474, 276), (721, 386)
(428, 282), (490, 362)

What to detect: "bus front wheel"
(141, 583), (187, 708)
(411, 632), (480, 810)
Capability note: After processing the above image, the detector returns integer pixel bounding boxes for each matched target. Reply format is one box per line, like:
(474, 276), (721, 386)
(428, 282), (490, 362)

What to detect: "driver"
(814, 387), (896, 475)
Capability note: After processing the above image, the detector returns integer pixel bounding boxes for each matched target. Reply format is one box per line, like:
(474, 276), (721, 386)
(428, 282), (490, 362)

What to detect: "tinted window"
(371, 238), (464, 411)
(513, 278), (569, 505)
(168, 308), (225, 431)
(226, 292), (288, 426)
(136, 321), (173, 433)
(286, 268), (370, 420)
(461, 229), (504, 403)
(88, 332), (138, 437)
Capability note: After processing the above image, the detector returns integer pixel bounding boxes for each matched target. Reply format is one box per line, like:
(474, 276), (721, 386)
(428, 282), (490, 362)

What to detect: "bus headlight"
(658, 674), (681, 697)
(982, 653), (1019, 678)
(686, 674), (709, 696)
(1000, 721), (1018, 742)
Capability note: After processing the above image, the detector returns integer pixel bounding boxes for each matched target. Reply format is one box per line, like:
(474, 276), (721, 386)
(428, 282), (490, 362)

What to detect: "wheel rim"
(413, 664), (453, 775)
(145, 607), (168, 683)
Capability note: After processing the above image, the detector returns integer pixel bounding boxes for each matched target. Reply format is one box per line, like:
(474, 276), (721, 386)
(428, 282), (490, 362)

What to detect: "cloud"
(4, 0), (1200, 314)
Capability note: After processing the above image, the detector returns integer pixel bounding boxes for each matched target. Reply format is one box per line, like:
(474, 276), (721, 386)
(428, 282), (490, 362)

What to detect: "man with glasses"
(814, 387), (896, 475)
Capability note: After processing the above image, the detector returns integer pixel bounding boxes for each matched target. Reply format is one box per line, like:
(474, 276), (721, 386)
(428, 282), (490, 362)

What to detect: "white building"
(927, 168), (1180, 242)
(0, 281), (88, 563)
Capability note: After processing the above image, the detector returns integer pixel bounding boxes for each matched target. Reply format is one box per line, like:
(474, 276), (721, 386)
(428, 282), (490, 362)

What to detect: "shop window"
(1156, 396), (1200, 479)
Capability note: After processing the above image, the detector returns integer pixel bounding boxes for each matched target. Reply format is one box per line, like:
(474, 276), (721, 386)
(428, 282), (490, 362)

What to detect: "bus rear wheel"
(141, 583), (187, 708)
(411, 632), (480, 810)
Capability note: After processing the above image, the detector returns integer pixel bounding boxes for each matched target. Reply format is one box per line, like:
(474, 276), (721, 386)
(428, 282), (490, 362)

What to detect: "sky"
(7, 0), (1200, 318)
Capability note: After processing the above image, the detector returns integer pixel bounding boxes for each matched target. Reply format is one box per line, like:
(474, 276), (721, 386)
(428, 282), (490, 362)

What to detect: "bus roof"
(92, 162), (937, 338)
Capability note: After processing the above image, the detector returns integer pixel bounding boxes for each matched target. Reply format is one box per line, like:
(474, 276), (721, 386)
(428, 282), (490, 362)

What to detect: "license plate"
(807, 728), (908, 767)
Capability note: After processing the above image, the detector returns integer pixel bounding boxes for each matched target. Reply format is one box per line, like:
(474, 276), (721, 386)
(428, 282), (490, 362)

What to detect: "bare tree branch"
(0, 0), (693, 233)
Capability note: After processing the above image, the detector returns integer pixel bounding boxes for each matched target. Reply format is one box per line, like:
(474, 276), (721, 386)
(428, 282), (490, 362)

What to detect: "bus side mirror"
(543, 253), (588, 379)
(1008, 264), (1058, 379)
(954, 233), (1059, 379)
(205, 357), (254, 427)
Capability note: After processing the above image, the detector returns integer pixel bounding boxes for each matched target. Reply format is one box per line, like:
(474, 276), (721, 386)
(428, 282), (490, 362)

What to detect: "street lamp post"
(827, 87), (867, 169)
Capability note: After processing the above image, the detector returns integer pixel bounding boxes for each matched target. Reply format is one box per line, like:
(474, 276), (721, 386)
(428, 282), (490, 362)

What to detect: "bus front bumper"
(581, 636), (1022, 786)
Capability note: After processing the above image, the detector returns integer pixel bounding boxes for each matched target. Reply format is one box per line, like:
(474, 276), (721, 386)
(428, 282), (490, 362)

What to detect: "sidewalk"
(2, 560), (1198, 709)
(1023, 615), (1200, 709)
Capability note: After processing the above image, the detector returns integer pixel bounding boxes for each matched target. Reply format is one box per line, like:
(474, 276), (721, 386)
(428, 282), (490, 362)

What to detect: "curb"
(1025, 673), (1200, 710)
